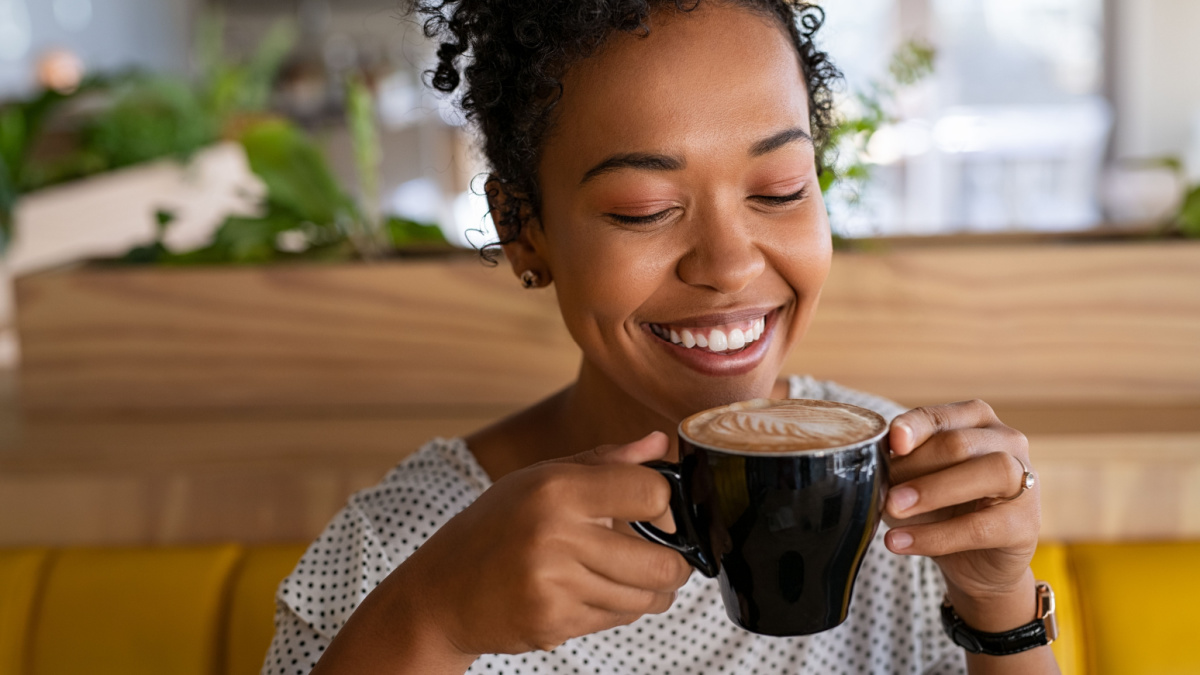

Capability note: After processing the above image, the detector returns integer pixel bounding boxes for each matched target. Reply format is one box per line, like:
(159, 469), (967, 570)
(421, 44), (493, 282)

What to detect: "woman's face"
(514, 3), (831, 421)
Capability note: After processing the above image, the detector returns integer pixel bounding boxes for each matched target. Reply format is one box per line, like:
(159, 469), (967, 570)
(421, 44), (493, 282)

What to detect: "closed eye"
(606, 186), (808, 224)
(753, 186), (808, 206)
(605, 209), (674, 225)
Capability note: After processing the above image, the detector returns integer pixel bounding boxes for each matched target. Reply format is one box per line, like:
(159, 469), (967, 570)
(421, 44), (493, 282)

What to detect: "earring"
(520, 270), (540, 288)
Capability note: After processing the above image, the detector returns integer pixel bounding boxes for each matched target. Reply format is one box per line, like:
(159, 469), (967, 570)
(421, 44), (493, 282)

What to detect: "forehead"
(545, 4), (812, 169)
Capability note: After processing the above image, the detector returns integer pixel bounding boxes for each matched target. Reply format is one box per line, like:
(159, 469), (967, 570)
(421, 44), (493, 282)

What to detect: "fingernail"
(890, 531), (913, 550)
(889, 487), (918, 512)
(892, 422), (909, 446)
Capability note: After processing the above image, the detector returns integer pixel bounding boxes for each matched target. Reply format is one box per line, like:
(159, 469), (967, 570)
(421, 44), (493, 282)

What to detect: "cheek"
(541, 212), (677, 341)
(761, 199), (832, 305)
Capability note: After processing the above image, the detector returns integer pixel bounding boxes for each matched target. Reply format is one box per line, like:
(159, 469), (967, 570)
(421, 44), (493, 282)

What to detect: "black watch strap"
(940, 602), (1049, 655)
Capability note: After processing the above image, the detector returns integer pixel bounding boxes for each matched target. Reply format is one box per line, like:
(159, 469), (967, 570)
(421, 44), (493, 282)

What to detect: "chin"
(655, 368), (783, 423)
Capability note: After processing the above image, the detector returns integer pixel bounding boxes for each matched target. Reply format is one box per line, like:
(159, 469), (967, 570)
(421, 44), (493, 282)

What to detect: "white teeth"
(652, 314), (768, 352)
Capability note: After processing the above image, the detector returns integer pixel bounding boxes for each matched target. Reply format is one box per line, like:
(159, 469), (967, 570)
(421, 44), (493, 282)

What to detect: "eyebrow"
(750, 127), (814, 156)
(578, 127), (815, 185)
(580, 152), (684, 184)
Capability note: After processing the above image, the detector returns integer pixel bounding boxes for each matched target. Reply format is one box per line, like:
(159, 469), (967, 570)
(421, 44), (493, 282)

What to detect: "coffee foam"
(681, 399), (886, 453)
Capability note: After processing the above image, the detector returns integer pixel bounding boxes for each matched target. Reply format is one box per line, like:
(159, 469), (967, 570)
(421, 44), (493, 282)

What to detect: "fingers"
(890, 400), (999, 456)
(579, 526), (693, 593)
(577, 572), (678, 617)
(887, 426), (1027, 485)
(886, 451), (1028, 520)
(885, 503), (1039, 557)
(526, 462), (673, 523)
(564, 431), (671, 467)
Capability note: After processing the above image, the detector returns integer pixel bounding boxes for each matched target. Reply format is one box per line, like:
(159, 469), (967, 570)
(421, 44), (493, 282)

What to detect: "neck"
(467, 359), (792, 479)
(553, 358), (680, 459)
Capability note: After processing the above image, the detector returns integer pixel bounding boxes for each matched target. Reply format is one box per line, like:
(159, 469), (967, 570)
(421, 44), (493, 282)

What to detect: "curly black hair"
(407, 0), (841, 259)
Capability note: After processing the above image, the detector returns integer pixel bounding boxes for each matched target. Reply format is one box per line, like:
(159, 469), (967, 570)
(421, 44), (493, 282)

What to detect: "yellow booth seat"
(0, 541), (1194, 675)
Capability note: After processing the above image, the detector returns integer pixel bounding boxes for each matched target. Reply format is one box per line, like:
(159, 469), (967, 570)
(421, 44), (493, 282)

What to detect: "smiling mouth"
(646, 313), (769, 354)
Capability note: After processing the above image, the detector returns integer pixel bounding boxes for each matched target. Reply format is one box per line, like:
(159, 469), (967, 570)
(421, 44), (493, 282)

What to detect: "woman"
(265, 2), (1055, 673)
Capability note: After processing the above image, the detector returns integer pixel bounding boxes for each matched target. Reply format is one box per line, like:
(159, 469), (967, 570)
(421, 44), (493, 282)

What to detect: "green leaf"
(238, 119), (352, 225)
(346, 76), (381, 217)
(155, 208), (177, 229)
(0, 107), (27, 177)
(818, 168), (836, 194)
(385, 216), (446, 247)
(889, 41), (937, 87)
(209, 207), (301, 263)
(1179, 185), (1200, 238)
(81, 76), (216, 170)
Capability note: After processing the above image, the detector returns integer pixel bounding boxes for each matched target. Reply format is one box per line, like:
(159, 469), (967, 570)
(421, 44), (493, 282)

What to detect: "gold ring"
(997, 456), (1035, 502)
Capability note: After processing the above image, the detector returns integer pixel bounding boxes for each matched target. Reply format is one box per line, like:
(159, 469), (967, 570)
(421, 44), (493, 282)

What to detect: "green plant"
(1179, 185), (1200, 238)
(0, 12), (300, 258)
(195, 12), (296, 123)
(123, 110), (444, 265)
(3, 10), (445, 265)
(820, 40), (936, 201)
(344, 75), (389, 259)
(0, 85), (84, 251)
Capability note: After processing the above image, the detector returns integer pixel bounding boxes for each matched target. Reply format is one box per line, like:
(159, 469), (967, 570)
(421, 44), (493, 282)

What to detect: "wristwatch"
(940, 581), (1058, 656)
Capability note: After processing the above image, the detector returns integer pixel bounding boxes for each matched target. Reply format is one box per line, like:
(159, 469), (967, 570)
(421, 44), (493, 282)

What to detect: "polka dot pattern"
(263, 376), (967, 674)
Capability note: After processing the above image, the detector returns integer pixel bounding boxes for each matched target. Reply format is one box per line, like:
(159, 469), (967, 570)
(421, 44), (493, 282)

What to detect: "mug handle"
(630, 461), (719, 578)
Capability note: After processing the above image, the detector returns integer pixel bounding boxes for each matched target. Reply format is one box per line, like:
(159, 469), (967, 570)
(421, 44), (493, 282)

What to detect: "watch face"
(1036, 581), (1059, 643)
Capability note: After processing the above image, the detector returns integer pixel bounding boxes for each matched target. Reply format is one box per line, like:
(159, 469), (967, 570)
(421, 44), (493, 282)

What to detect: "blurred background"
(0, 0), (1197, 270)
(0, 3), (1198, 674)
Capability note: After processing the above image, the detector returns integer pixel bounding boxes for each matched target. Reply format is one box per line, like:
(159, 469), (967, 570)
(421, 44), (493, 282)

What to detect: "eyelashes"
(605, 186), (809, 225)
(607, 211), (674, 225)
(754, 185), (808, 206)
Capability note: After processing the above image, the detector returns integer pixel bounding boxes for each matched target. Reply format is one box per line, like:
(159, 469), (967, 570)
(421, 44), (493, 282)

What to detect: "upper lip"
(643, 305), (782, 329)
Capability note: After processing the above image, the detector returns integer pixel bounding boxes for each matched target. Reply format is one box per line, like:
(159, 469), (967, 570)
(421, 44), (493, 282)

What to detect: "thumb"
(562, 430), (671, 467)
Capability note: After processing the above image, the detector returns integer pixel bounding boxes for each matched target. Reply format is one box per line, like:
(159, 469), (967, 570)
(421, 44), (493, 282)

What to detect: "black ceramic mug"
(631, 399), (890, 636)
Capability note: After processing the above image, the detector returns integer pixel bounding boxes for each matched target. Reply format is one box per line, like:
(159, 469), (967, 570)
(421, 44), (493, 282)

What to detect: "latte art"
(682, 399), (886, 453)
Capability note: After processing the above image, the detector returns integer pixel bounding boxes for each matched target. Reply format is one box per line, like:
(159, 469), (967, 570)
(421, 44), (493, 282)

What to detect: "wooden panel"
(7, 241), (1200, 547)
(789, 241), (1200, 407)
(0, 416), (481, 546)
(2, 415), (1197, 545)
(15, 257), (578, 414)
(1033, 433), (1200, 541)
(15, 241), (1200, 416)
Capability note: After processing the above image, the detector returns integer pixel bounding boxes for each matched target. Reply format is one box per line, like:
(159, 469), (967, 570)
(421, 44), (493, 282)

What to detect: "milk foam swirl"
(682, 399), (886, 452)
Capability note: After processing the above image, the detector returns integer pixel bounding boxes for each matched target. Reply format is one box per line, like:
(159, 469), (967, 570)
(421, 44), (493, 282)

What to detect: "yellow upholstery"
(1070, 541), (1200, 675)
(1, 540), (1197, 674)
(0, 549), (51, 675)
(29, 545), (241, 675)
(1030, 542), (1085, 675)
(225, 544), (308, 675)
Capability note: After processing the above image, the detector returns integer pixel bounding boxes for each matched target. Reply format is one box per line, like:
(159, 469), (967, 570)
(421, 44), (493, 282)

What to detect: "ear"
(485, 176), (551, 286)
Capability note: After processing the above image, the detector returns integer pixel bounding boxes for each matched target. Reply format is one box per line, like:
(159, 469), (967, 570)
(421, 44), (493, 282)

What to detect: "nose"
(675, 210), (765, 294)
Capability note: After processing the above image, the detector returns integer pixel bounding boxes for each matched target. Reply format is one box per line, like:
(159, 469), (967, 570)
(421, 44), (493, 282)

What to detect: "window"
(820, 0), (1109, 236)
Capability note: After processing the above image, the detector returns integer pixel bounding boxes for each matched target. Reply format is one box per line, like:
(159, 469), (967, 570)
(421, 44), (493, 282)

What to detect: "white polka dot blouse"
(264, 375), (968, 674)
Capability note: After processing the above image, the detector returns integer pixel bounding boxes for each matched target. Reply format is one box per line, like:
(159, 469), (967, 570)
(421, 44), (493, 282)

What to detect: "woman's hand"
(883, 400), (1041, 616)
(390, 431), (692, 660)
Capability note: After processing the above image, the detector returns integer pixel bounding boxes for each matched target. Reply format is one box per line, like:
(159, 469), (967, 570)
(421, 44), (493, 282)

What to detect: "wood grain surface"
(5, 241), (1200, 546)
(2, 413), (1196, 545)
(15, 256), (578, 414)
(795, 241), (1200, 407)
(15, 242), (1200, 415)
